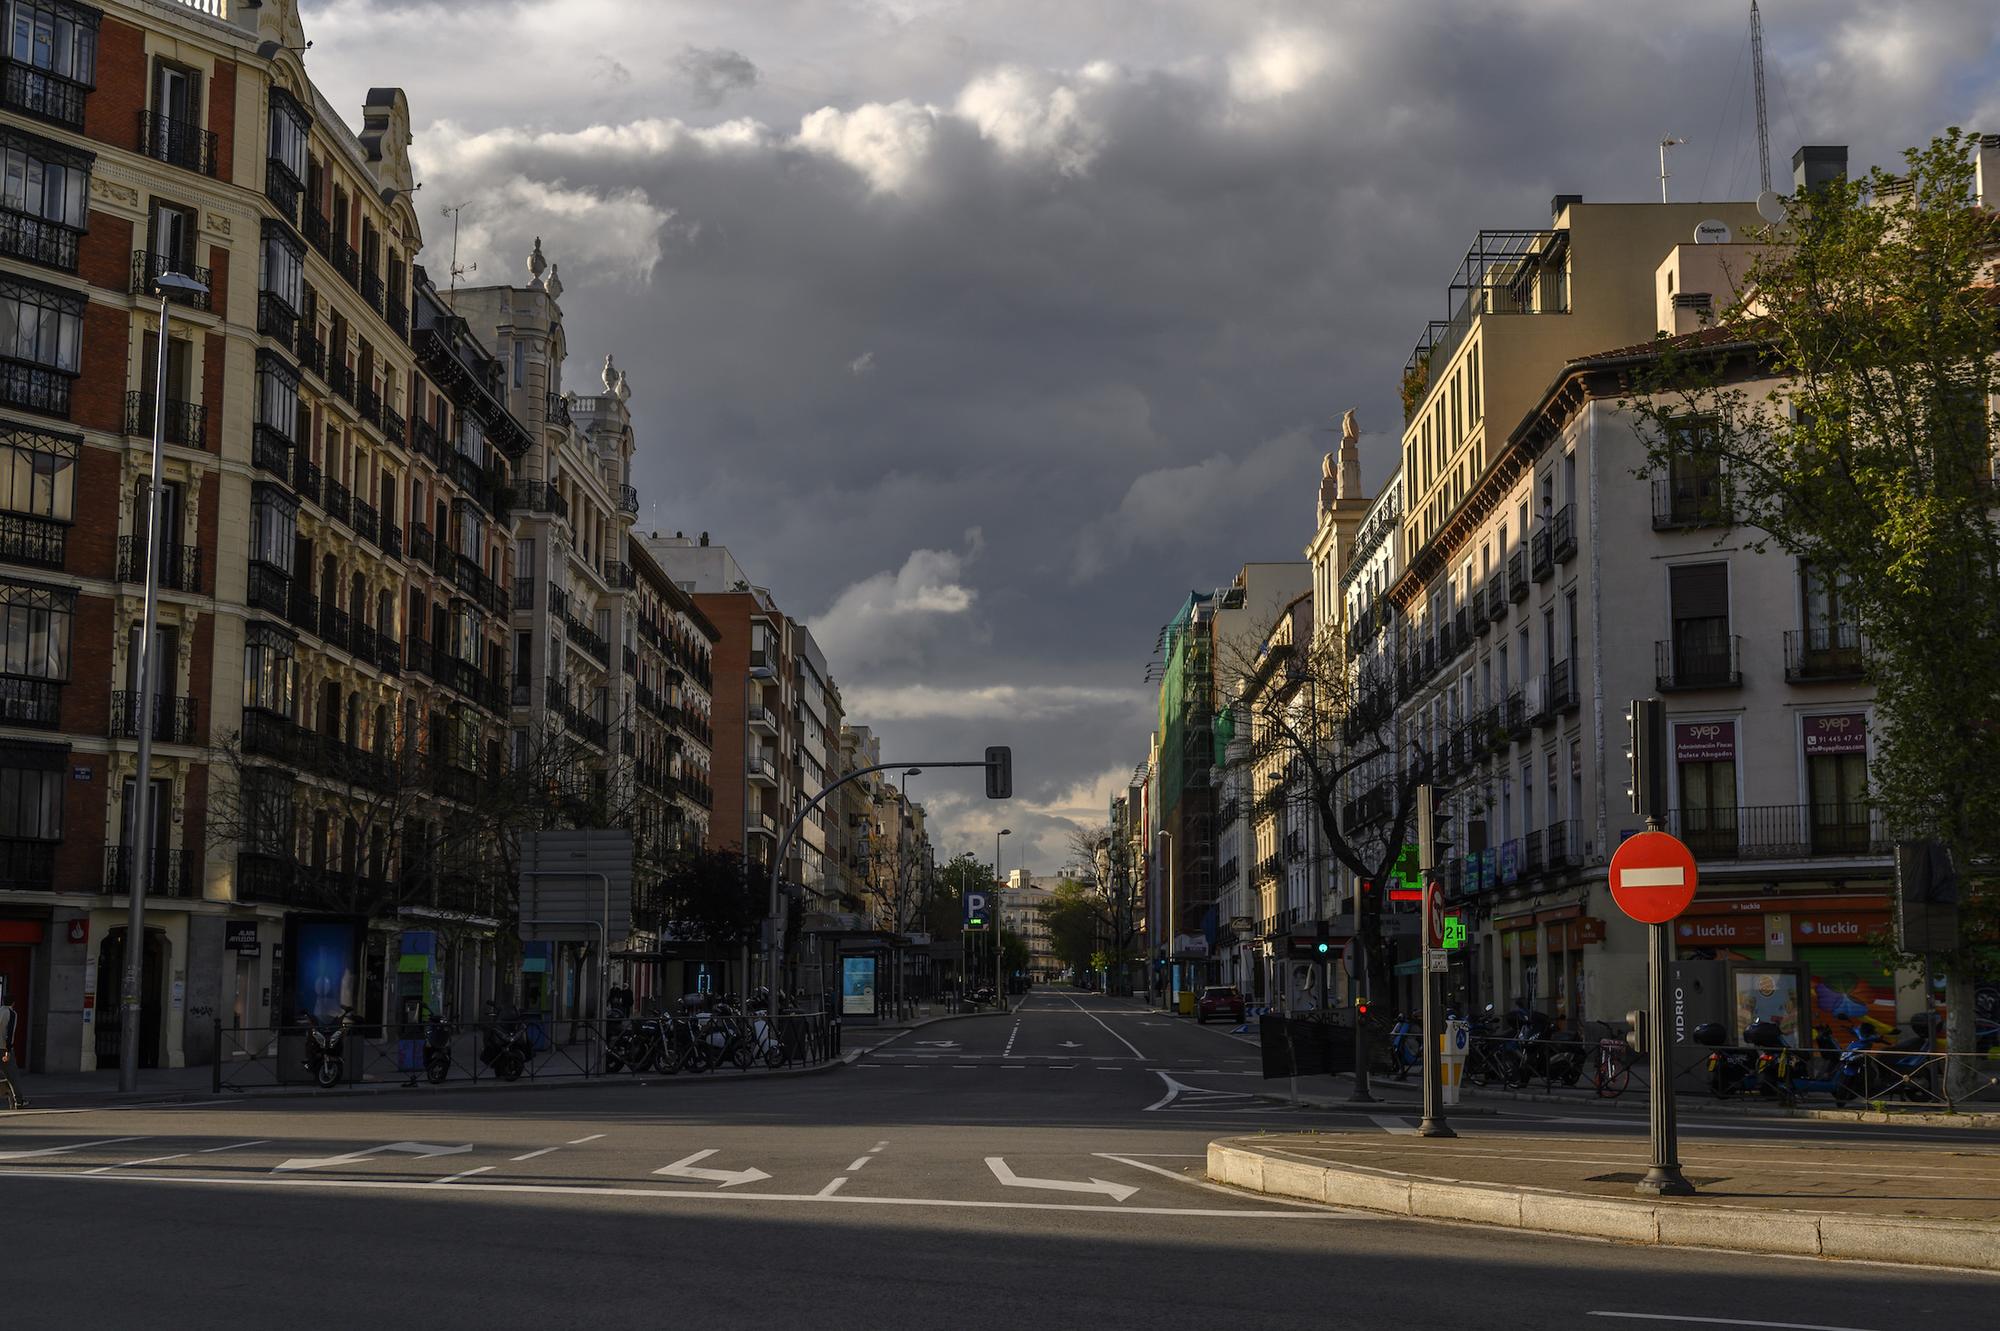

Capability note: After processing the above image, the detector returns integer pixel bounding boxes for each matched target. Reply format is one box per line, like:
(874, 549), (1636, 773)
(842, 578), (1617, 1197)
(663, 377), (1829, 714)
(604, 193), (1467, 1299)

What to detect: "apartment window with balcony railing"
(242, 621), (296, 720)
(1654, 418), (1728, 528)
(258, 220), (305, 345)
(2, 0), (97, 129)
(0, 575), (69, 727)
(253, 350), (298, 475)
(265, 86), (309, 222)
(0, 271), (79, 417)
(0, 739), (61, 887)
(247, 482), (296, 615)
(0, 422), (70, 570)
(0, 125), (87, 272)
(1659, 562), (1739, 690)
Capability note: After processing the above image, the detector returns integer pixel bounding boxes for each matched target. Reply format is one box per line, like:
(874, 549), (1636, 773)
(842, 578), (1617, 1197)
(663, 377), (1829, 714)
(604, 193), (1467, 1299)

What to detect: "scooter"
(480, 1009), (532, 1082)
(302, 1006), (353, 1089)
(1386, 1013), (1421, 1079)
(1835, 1019), (1939, 1103)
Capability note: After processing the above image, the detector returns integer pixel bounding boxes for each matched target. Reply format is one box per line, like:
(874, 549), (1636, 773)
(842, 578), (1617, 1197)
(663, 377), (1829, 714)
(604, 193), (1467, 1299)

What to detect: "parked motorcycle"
(1835, 1019), (1939, 1104)
(423, 1015), (455, 1084)
(480, 1007), (532, 1082)
(302, 1006), (354, 1089)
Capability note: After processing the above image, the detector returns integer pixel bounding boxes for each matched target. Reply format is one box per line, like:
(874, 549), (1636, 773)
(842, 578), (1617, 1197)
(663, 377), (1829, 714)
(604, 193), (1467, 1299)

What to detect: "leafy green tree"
(1045, 879), (1102, 977)
(1627, 129), (2000, 1060)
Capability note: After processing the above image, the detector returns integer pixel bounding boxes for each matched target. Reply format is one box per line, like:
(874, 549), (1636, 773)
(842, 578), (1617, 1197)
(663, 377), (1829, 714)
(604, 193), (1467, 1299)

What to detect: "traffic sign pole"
(1637, 917), (1692, 1196)
(1416, 786), (1453, 1139)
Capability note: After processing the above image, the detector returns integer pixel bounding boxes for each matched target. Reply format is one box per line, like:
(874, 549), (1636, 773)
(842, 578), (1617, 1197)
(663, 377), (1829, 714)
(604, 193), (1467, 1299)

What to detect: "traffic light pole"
(1416, 785), (1453, 1138)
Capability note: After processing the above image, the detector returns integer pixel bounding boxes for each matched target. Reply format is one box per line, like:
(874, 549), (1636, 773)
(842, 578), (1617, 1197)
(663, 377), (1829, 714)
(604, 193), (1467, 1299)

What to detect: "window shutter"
(1669, 563), (1729, 621)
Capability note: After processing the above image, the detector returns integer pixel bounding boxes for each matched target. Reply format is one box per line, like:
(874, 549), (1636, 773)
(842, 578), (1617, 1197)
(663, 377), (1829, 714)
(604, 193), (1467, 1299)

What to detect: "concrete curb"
(1453, 1083), (1999, 1129)
(1207, 1137), (2000, 1271)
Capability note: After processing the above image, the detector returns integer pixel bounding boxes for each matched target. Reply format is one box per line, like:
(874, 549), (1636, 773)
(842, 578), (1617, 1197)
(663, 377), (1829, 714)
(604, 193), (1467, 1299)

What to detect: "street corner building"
(0, 0), (698, 1073)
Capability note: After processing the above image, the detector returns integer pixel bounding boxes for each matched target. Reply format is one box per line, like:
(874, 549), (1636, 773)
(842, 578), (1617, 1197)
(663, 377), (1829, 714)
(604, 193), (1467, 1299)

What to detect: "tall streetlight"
(992, 828), (1010, 990)
(899, 766), (922, 796)
(120, 270), (209, 1092)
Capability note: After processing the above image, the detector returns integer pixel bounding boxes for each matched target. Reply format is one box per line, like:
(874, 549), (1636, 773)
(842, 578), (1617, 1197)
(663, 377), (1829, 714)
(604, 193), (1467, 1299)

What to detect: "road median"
(1208, 1132), (2000, 1271)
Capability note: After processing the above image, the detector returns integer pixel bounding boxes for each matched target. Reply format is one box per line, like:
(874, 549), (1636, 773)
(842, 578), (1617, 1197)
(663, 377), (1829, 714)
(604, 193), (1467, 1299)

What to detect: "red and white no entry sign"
(1609, 830), (1699, 924)
(1425, 877), (1445, 948)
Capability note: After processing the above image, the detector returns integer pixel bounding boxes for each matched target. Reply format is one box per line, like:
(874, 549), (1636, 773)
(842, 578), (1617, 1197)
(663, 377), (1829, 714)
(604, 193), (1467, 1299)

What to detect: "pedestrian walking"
(0, 987), (27, 1109)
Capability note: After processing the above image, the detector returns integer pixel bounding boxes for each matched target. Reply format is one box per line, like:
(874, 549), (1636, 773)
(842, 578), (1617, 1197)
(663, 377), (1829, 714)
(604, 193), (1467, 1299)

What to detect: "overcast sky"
(299, 0), (2000, 874)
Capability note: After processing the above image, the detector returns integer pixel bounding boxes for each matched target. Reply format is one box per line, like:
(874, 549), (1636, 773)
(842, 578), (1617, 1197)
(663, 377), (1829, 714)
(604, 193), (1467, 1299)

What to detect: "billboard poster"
(841, 956), (877, 1016)
(1673, 720), (1736, 763)
(288, 915), (362, 1025)
(1734, 968), (1800, 1045)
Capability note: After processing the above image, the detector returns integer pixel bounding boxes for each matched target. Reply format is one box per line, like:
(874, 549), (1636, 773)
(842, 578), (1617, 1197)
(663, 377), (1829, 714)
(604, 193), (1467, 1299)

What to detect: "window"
(1667, 562), (1734, 687)
(0, 573), (68, 676)
(241, 767), (294, 858)
(0, 123), (87, 269)
(259, 220), (305, 318)
(452, 499), (483, 562)
(0, 421), (71, 520)
(511, 338), (524, 389)
(3, 1), (99, 127)
(266, 86), (308, 196)
(1799, 560), (1859, 658)
(243, 623), (295, 716)
(0, 271), (80, 413)
(0, 744), (61, 840)
(249, 482), (297, 573)
(145, 60), (202, 166)
(1673, 720), (1738, 857)
(1661, 416), (1726, 525)
(1804, 713), (1870, 853)
(255, 351), (299, 442)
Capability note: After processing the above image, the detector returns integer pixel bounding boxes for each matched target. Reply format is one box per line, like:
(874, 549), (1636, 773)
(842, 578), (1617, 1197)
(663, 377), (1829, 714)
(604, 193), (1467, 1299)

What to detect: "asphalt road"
(3, 987), (1994, 1330)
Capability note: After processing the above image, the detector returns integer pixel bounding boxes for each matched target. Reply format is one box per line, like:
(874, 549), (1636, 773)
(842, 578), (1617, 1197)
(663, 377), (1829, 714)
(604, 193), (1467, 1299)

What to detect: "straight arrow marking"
(274, 1141), (473, 1173)
(985, 1156), (1137, 1203)
(653, 1149), (771, 1188)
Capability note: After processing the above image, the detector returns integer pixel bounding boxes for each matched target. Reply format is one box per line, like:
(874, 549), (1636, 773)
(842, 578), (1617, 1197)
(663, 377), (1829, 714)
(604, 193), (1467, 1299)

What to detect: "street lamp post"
(119, 271), (209, 1093)
(1156, 829), (1173, 1014)
(993, 828), (1010, 991)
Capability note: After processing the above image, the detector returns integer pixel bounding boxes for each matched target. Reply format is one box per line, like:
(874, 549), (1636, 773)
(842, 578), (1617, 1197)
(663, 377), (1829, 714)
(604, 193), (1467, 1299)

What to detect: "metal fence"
(213, 1010), (839, 1092)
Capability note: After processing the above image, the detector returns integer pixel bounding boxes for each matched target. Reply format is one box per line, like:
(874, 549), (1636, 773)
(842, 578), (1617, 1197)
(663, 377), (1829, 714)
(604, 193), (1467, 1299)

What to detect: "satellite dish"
(1693, 219), (1733, 245)
(1756, 189), (1786, 225)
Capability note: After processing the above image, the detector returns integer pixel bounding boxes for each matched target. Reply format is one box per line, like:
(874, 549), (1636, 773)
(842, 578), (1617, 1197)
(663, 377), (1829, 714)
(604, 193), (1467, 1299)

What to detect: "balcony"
(303, 207), (329, 256)
(1453, 607), (1471, 649)
(290, 452), (321, 505)
(132, 252), (213, 310)
(1544, 819), (1580, 870)
(545, 393), (571, 427)
(1506, 549), (1528, 601)
(1522, 828), (1545, 878)
(352, 497), (379, 546)
(295, 325), (325, 379)
(1530, 527), (1553, 582)
(410, 525), (434, 569)
(616, 483), (639, 516)
(116, 537), (202, 593)
(1656, 633), (1742, 692)
(564, 612), (609, 666)
(386, 296), (408, 339)
(1552, 503), (1577, 562)
(251, 424), (291, 478)
(0, 512), (65, 570)
(1548, 657), (1579, 712)
(323, 476), (351, 525)
(264, 157), (303, 223)
(0, 676), (61, 728)
(747, 702), (779, 735)
(357, 384), (381, 429)
(137, 110), (217, 176)
(327, 361), (355, 405)
(623, 644), (637, 677)
(0, 206), (81, 271)
(1503, 690), (1530, 740)
(124, 392), (206, 450)
(334, 240), (359, 288)
(746, 753), (778, 787)
(1652, 474), (1730, 530)
(512, 576), (535, 609)
(320, 603), (350, 651)
(1667, 803), (1887, 861)
(104, 845), (197, 899)
(604, 559), (636, 589)
(525, 481), (569, 522)
(109, 691), (197, 744)
(1, 59), (88, 129)
(361, 271), (383, 315)
(236, 853), (310, 907)
(1784, 624), (1867, 683)
(1470, 588), (1490, 634)
(412, 419), (443, 467)
(246, 561), (289, 615)
(383, 522), (402, 560)
(381, 405), (406, 444)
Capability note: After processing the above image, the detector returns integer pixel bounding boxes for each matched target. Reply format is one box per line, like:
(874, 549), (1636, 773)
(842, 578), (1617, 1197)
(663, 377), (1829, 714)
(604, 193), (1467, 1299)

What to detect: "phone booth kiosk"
(521, 942), (552, 1050)
(396, 931), (443, 1073)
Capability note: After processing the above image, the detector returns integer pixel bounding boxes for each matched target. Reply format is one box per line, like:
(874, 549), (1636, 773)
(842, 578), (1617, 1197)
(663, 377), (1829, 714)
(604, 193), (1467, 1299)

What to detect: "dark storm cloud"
(297, 0), (2000, 868)
(675, 45), (759, 106)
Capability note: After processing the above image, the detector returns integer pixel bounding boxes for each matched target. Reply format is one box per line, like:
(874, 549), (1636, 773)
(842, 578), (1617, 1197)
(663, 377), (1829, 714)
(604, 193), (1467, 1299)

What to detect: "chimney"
(699, 531), (709, 547)
(1792, 145), (1846, 195)
(1550, 194), (1582, 225)
(1976, 134), (2000, 210)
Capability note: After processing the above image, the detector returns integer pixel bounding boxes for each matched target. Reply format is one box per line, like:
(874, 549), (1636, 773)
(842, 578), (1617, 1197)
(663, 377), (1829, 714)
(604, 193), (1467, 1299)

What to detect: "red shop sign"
(1565, 917), (1606, 947)
(1674, 915), (1760, 946)
(1803, 712), (1868, 756)
(1673, 720), (1736, 763)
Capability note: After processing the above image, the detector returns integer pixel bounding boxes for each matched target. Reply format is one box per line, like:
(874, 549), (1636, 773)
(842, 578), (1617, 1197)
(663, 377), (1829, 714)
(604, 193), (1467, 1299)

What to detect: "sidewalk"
(1209, 1131), (2000, 1270)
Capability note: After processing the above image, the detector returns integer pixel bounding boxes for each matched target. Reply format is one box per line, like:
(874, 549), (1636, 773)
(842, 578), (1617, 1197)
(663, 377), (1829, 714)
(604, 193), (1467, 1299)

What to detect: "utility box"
(1665, 959), (1729, 1093)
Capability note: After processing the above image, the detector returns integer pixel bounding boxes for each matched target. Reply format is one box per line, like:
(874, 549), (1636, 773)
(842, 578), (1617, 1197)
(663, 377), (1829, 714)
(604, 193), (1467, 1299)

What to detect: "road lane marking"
(433, 1167), (494, 1185)
(1369, 1115), (1418, 1136)
(83, 1153), (188, 1174)
(1092, 1153), (1332, 1209)
(985, 1156), (1137, 1202)
(200, 1140), (269, 1153)
(653, 1149), (771, 1188)
(1586, 1316), (1884, 1331)
(870, 1142), (887, 1152)
(845, 1156), (872, 1172)
(1068, 997), (1145, 1060)
(0, 1136), (146, 1162)
(512, 1147), (562, 1162)
(817, 1176), (848, 1197)
(567, 1134), (605, 1145)
(1002, 1021), (1021, 1058)
(275, 1141), (472, 1173)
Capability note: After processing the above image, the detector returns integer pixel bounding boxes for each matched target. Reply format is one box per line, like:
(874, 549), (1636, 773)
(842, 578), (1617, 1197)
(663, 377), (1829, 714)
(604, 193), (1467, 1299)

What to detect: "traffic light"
(985, 745), (1013, 799)
(1356, 996), (1371, 1019)
(1357, 877), (1378, 916)
(1314, 920), (1331, 955)
(1625, 698), (1666, 821)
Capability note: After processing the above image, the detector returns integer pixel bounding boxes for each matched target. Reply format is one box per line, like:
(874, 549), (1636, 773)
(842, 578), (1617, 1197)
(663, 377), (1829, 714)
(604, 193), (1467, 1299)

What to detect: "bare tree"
(1065, 822), (1144, 995)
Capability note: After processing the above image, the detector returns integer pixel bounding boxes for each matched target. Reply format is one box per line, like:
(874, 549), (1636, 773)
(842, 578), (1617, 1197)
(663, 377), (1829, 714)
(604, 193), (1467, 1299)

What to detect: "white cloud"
(795, 99), (940, 194)
(956, 65), (1105, 175)
(847, 350), (877, 376)
(839, 683), (1142, 722)
(809, 533), (983, 672)
(1228, 28), (1332, 102)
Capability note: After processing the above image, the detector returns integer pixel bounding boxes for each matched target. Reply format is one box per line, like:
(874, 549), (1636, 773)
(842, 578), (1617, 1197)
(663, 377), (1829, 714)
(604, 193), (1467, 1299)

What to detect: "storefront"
(1672, 894), (1897, 1044)
(1493, 905), (1605, 1024)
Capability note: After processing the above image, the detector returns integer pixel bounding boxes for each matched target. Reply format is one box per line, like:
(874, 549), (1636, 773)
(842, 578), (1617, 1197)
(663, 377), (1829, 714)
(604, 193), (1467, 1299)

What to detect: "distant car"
(1197, 985), (1246, 1024)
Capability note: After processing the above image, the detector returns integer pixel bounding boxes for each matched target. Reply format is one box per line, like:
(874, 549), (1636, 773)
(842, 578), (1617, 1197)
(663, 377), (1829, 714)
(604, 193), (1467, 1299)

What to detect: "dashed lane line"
(434, 1166), (495, 1185)
(1067, 997), (1146, 1060)
(199, 1140), (269, 1153)
(83, 1153), (188, 1174)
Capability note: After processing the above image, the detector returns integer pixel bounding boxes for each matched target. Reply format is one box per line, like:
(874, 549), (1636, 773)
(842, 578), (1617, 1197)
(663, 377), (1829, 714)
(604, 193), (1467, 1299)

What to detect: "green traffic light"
(1316, 942), (1330, 954)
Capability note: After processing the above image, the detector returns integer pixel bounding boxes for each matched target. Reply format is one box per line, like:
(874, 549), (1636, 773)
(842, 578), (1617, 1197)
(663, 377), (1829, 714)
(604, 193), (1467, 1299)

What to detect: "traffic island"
(1208, 1131), (2000, 1271)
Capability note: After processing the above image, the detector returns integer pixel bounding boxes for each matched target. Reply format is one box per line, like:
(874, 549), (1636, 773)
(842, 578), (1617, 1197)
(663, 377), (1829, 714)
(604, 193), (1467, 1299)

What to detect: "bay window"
(0, 271), (79, 416)
(242, 621), (296, 717)
(2, 0), (99, 128)
(0, 123), (87, 270)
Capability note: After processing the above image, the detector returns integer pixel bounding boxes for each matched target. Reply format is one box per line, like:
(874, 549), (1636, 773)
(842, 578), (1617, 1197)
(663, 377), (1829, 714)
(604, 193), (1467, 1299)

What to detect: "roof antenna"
(1750, 2), (1785, 224)
(440, 203), (477, 291)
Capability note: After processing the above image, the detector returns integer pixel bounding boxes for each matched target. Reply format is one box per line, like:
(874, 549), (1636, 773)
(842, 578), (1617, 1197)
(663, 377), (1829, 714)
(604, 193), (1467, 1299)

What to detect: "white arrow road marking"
(653, 1149), (771, 1188)
(1144, 1070), (1261, 1112)
(985, 1156), (1138, 1203)
(912, 1040), (960, 1049)
(1058, 1041), (1083, 1048)
(274, 1141), (473, 1173)
(0, 1136), (145, 1162)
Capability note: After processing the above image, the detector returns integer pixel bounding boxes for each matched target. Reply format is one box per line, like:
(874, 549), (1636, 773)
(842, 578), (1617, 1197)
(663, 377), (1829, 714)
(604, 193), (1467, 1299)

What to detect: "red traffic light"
(1356, 997), (1371, 1017)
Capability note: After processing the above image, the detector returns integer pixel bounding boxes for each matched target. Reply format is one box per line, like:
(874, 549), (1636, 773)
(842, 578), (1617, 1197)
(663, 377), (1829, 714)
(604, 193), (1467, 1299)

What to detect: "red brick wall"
(696, 593), (749, 854)
(77, 211), (133, 297)
(209, 61), (236, 185)
(201, 331), (224, 453)
(72, 304), (129, 437)
(65, 592), (114, 742)
(56, 753), (108, 893)
(84, 19), (146, 154)
(70, 447), (124, 582)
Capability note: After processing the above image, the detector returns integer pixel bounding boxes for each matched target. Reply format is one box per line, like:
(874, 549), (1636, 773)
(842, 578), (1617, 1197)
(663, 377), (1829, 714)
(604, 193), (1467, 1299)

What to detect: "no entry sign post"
(1614, 704), (1698, 1196)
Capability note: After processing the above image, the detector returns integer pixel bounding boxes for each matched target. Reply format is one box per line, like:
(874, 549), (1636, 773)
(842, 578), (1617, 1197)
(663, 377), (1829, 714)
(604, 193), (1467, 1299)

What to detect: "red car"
(1197, 985), (1246, 1024)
